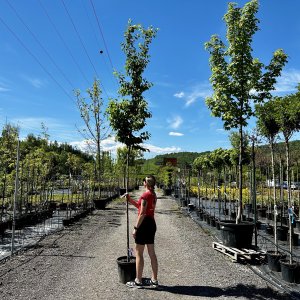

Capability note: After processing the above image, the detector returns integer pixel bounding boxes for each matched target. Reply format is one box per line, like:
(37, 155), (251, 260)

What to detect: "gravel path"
(0, 189), (290, 300)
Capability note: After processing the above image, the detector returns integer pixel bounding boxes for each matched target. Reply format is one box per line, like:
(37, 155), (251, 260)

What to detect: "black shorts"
(135, 216), (156, 245)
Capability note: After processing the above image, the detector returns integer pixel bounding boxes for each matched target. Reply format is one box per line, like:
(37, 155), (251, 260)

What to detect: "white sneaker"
(126, 279), (143, 289)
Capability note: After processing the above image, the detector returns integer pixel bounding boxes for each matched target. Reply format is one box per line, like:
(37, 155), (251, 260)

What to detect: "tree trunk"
(270, 142), (278, 253)
(236, 123), (243, 224)
(252, 139), (257, 248)
(285, 140), (293, 264)
(126, 146), (131, 262)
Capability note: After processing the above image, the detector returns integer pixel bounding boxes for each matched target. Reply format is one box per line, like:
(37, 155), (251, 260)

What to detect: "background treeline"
(142, 140), (300, 175)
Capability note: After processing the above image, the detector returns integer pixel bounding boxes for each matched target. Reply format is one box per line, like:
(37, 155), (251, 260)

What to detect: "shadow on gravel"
(155, 283), (292, 299)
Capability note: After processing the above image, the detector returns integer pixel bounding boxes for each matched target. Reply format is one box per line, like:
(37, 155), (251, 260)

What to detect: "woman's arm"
(135, 198), (147, 228)
(125, 193), (139, 208)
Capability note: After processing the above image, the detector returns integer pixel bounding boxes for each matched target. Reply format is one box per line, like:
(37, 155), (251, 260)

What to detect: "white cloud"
(169, 132), (184, 136)
(21, 75), (47, 89)
(274, 69), (300, 93)
(167, 115), (183, 129)
(0, 78), (10, 92)
(216, 128), (227, 134)
(69, 136), (181, 157)
(174, 91), (185, 98)
(0, 86), (10, 92)
(11, 117), (62, 131)
(143, 143), (181, 154)
(175, 82), (212, 107)
(70, 136), (123, 154)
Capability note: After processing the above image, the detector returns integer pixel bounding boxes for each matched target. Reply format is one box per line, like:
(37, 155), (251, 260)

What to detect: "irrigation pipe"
(247, 264), (300, 300)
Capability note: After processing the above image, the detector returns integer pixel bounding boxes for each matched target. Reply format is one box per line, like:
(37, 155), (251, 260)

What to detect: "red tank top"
(137, 190), (156, 218)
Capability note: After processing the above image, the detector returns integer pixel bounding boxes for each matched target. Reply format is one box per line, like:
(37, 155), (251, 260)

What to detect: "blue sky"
(1, 0), (300, 158)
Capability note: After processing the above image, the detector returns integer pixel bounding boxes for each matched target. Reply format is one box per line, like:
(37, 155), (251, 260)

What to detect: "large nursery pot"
(219, 220), (254, 249)
(266, 251), (286, 272)
(180, 198), (187, 207)
(209, 216), (216, 227)
(117, 256), (136, 284)
(223, 208), (229, 216)
(230, 211), (236, 220)
(281, 216), (288, 225)
(277, 226), (288, 241)
(292, 233), (299, 246)
(280, 259), (298, 283)
(265, 224), (273, 235)
(296, 220), (300, 231)
(216, 219), (220, 230)
(244, 203), (252, 214)
(257, 207), (267, 218)
(163, 188), (172, 196)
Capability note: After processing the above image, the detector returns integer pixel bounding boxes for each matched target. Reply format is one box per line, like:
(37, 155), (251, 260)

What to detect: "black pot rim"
(117, 256), (136, 265)
(279, 259), (298, 268)
(266, 250), (286, 258)
(219, 220), (254, 226)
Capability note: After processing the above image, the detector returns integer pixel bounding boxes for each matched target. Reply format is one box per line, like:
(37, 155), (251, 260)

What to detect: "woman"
(125, 175), (158, 288)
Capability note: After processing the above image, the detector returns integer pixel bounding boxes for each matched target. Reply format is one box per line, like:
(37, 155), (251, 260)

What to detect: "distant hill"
(140, 139), (300, 175)
(152, 151), (210, 166)
(139, 151), (210, 176)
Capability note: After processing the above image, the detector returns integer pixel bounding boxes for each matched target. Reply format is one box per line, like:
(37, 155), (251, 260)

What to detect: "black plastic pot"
(292, 233), (299, 246)
(295, 264), (300, 284)
(223, 208), (229, 216)
(219, 220), (254, 249)
(280, 259), (297, 283)
(255, 221), (262, 230)
(117, 256), (136, 284)
(180, 198), (187, 207)
(198, 211), (204, 221)
(93, 199), (107, 210)
(119, 188), (126, 195)
(206, 215), (211, 225)
(266, 212), (271, 220)
(265, 225), (273, 235)
(216, 219), (220, 230)
(244, 203), (252, 214)
(163, 188), (172, 196)
(209, 216), (216, 227)
(281, 216), (288, 225)
(296, 220), (300, 231)
(277, 226), (288, 241)
(188, 204), (195, 211)
(267, 251), (286, 272)
(230, 212), (236, 220)
(257, 208), (267, 218)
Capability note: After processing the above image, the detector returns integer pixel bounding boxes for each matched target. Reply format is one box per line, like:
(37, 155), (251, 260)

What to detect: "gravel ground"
(0, 189), (291, 300)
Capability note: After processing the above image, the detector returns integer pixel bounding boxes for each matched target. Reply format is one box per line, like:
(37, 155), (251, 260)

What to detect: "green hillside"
(140, 139), (300, 177)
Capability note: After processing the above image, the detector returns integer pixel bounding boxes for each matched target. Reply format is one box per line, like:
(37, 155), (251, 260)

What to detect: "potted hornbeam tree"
(205, 0), (287, 248)
(274, 91), (300, 282)
(107, 19), (157, 283)
(256, 99), (287, 271)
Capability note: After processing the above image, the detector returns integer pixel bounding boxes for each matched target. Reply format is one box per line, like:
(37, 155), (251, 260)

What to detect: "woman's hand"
(121, 193), (129, 200)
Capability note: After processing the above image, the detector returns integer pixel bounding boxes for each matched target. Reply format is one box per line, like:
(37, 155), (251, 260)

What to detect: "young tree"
(75, 79), (109, 198)
(193, 154), (211, 210)
(107, 20), (158, 260)
(205, 0), (288, 223)
(256, 99), (280, 252)
(274, 91), (300, 263)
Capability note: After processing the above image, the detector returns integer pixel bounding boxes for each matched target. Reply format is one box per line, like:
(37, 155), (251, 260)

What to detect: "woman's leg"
(147, 244), (158, 281)
(135, 244), (145, 282)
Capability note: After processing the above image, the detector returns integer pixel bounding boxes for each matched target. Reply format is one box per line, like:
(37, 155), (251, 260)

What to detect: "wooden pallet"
(212, 242), (264, 263)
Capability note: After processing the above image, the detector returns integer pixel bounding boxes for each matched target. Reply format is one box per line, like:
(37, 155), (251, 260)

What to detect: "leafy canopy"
(205, 0), (288, 130)
(107, 20), (158, 151)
